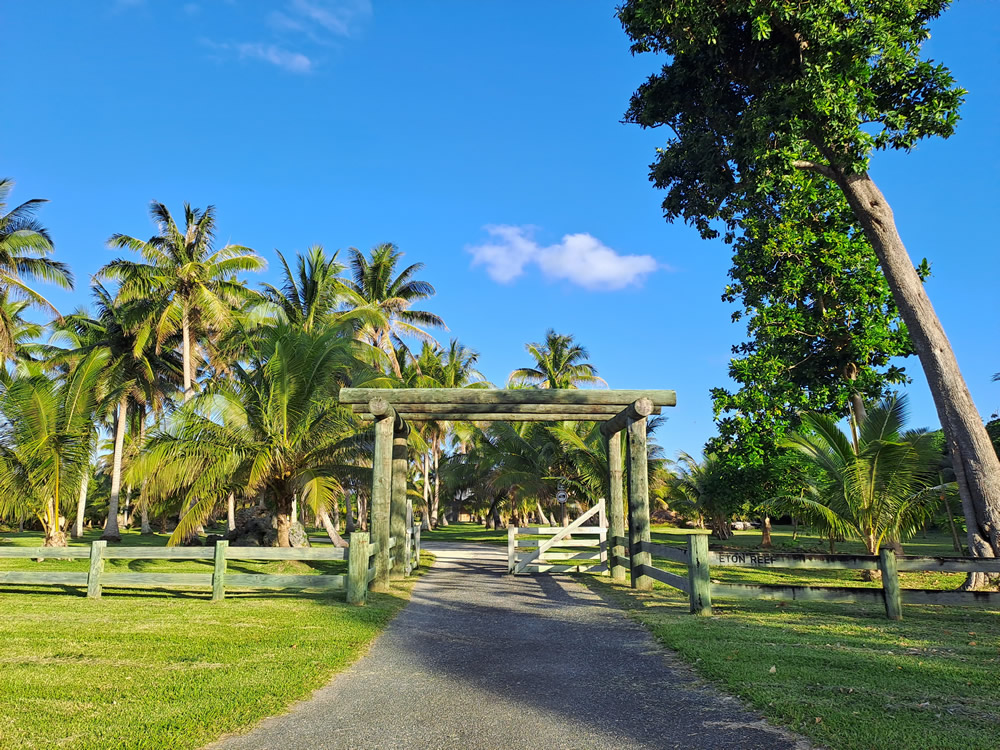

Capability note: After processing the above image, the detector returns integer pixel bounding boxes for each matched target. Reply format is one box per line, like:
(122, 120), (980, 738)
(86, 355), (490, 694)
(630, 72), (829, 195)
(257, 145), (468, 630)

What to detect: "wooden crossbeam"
(357, 412), (642, 422)
(341, 388), (676, 407)
(350, 403), (662, 416)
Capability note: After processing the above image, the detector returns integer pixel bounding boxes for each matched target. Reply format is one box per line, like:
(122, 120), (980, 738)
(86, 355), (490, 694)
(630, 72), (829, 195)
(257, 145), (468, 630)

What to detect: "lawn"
(0, 529), (429, 750)
(587, 578), (1000, 750)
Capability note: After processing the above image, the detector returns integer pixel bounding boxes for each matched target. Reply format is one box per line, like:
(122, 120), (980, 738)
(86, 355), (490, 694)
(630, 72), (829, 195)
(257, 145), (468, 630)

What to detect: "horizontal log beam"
(637, 564), (690, 592)
(711, 582), (886, 603)
(599, 398), (654, 437)
(357, 412), (633, 422)
(341, 388), (676, 407)
(351, 402), (661, 416)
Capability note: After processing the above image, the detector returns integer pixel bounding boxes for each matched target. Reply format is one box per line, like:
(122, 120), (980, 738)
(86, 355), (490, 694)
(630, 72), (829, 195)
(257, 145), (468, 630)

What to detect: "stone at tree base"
(226, 507), (310, 547)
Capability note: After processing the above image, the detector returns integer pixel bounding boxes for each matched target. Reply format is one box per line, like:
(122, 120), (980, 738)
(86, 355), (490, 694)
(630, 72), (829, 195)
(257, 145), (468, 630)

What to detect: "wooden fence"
(0, 525), (422, 604)
(508, 500), (608, 575)
(612, 533), (1000, 619)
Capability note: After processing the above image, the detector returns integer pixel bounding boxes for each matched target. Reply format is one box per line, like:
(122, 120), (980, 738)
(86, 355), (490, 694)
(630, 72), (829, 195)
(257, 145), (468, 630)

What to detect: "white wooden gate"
(508, 499), (608, 575)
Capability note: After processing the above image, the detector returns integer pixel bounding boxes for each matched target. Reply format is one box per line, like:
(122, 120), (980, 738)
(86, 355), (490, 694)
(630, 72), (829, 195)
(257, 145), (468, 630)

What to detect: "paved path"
(209, 543), (809, 750)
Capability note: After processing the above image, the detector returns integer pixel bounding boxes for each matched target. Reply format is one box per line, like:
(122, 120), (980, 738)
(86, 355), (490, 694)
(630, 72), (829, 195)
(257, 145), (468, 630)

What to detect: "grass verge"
(0, 529), (432, 750)
(585, 576), (1000, 750)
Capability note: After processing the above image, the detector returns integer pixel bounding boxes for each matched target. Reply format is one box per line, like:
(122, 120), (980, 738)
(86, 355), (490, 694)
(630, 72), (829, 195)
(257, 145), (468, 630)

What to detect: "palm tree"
(0, 291), (47, 372)
(0, 178), (74, 359)
(344, 243), (445, 377)
(0, 349), (108, 546)
(507, 329), (607, 389)
(782, 395), (940, 558)
(131, 325), (373, 546)
(99, 201), (265, 402)
(52, 283), (183, 541)
(668, 452), (735, 539)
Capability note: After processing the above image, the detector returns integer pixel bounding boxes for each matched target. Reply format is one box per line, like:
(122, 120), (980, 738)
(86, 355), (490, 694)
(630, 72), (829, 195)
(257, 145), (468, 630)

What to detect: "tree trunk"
(276, 496), (292, 547)
(942, 492), (963, 554)
(140, 505), (152, 535)
(318, 507), (349, 547)
(833, 170), (1000, 573)
(345, 491), (356, 532)
(182, 305), (194, 402)
(44, 497), (67, 547)
(422, 452), (432, 530)
(227, 492), (236, 531)
(536, 501), (551, 526)
(432, 437), (442, 527)
(760, 516), (772, 548)
(73, 470), (89, 539)
(102, 396), (128, 542)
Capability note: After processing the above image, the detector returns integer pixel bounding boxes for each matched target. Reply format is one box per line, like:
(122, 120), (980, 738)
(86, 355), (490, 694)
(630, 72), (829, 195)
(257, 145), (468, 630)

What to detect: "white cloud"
(467, 225), (660, 291)
(234, 43), (313, 73)
(269, 0), (372, 40)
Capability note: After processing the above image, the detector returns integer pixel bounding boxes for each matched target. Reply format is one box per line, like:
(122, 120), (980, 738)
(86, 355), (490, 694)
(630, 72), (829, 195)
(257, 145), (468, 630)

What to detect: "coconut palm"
(782, 394), (941, 557)
(507, 329), (607, 389)
(0, 292), (47, 373)
(344, 243), (445, 377)
(0, 179), (74, 359)
(668, 452), (735, 539)
(131, 325), (374, 546)
(52, 283), (182, 541)
(0, 348), (108, 546)
(99, 201), (264, 402)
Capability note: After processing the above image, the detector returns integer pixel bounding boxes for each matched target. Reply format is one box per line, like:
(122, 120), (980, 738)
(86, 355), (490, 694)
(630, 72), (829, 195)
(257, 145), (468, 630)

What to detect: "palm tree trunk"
(182, 305), (194, 402)
(101, 396), (128, 542)
(73, 470), (90, 539)
(536, 501), (551, 526)
(227, 492), (236, 531)
(942, 493), (963, 553)
(433, 437), (446, 526)
(140, 505), (152, 535)
(318, 507), (348, 547)
(44, 496), (67, 547)
(345, 491), (356, 532)
(276, 496), (292, 547)
(421, 453), (432, 530)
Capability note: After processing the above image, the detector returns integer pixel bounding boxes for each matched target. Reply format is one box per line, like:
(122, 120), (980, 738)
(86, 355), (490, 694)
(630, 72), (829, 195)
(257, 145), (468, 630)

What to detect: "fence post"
(404, 527), (413, 576)
(212, 541), (228, 601)
(347, 532), (370, 604)
(508, 525), (516, 573)
(879, 548), (903, 620)
(606, 431), (627, 581)
(627, 416), (652, 590)
(87, 540), (106, 599)
(414, 525), (421, 570)
(687, 534), (712, 615)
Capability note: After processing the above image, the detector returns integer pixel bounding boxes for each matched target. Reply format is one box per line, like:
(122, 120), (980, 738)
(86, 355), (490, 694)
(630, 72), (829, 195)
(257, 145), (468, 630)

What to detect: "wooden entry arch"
(339, 388), (677, 592)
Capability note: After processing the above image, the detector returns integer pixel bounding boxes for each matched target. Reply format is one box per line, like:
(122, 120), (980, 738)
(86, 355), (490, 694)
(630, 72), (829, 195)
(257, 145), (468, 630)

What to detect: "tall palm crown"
(0, 292), (46, 370)
(508, 329), (607, 389)
(0, 179), (74, 359)
(783, 394), (940, 555)
(99, 202), (265, 400)
(343, 243), (445, 377)
(263, 245), (353, 332)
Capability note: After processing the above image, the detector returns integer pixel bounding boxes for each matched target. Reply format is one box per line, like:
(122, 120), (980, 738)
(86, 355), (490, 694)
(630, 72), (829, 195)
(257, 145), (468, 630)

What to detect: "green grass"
(587, 578), (1000, 750)
(0, 529), (431, 750)
(421, 521), (508, 545)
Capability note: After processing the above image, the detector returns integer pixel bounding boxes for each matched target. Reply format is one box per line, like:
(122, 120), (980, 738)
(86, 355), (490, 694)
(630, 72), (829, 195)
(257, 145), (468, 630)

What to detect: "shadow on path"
(207, 543), (811, 750)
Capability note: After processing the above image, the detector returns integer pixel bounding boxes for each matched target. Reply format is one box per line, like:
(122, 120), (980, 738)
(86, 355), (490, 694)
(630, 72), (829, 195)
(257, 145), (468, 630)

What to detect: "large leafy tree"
(99, 202), (265, 402)
(344, 243), (445, 377)
(783, 395), (941, 564)
(0, 178), (73, 360)
(619, 0), (1000, 565)
(132, 325), (372, 546)
(0, 349), (108, 546)
(508, 329), (607, 389)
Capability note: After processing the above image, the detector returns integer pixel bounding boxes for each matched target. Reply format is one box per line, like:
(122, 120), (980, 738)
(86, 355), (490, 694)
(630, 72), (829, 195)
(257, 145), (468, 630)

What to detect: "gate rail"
(508, 499), (608, 575)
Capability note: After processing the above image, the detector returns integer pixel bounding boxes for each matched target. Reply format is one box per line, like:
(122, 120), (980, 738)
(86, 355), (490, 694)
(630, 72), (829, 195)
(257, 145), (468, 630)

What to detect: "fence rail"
(508, 500), (609, 575)
(630, 534), (1000, 619)
(0, 524), (423, 605)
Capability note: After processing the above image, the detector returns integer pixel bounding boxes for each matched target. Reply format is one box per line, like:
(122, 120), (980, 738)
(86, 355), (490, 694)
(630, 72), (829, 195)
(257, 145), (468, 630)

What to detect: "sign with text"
(712, 552), (778, 567)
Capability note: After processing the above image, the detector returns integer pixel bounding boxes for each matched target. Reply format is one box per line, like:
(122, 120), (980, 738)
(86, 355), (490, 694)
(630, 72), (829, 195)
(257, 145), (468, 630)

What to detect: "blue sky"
(4, 0), (998, 458)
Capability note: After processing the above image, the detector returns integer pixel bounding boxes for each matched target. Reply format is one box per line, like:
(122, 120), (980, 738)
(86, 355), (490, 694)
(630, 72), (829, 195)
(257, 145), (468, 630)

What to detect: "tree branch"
(792, 159), (838, 180)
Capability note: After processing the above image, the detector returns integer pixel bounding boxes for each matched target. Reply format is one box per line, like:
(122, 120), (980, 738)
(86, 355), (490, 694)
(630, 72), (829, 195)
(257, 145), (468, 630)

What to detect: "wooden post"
(390, 421), (410, 579)
(598, 498), (609, 576)
(87, 541), (106, 599)
(371, 414), (393, 592)
(687, 534), (712, 615)
(879, 548), (903, 620)
(212, 541), (228, 601)
(413, 525), (421, 569)
(347, 532), (369, 604)
(606, 430), (627, 581)
(627, 416), (651, 590)
(508, 525), (516, 573)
